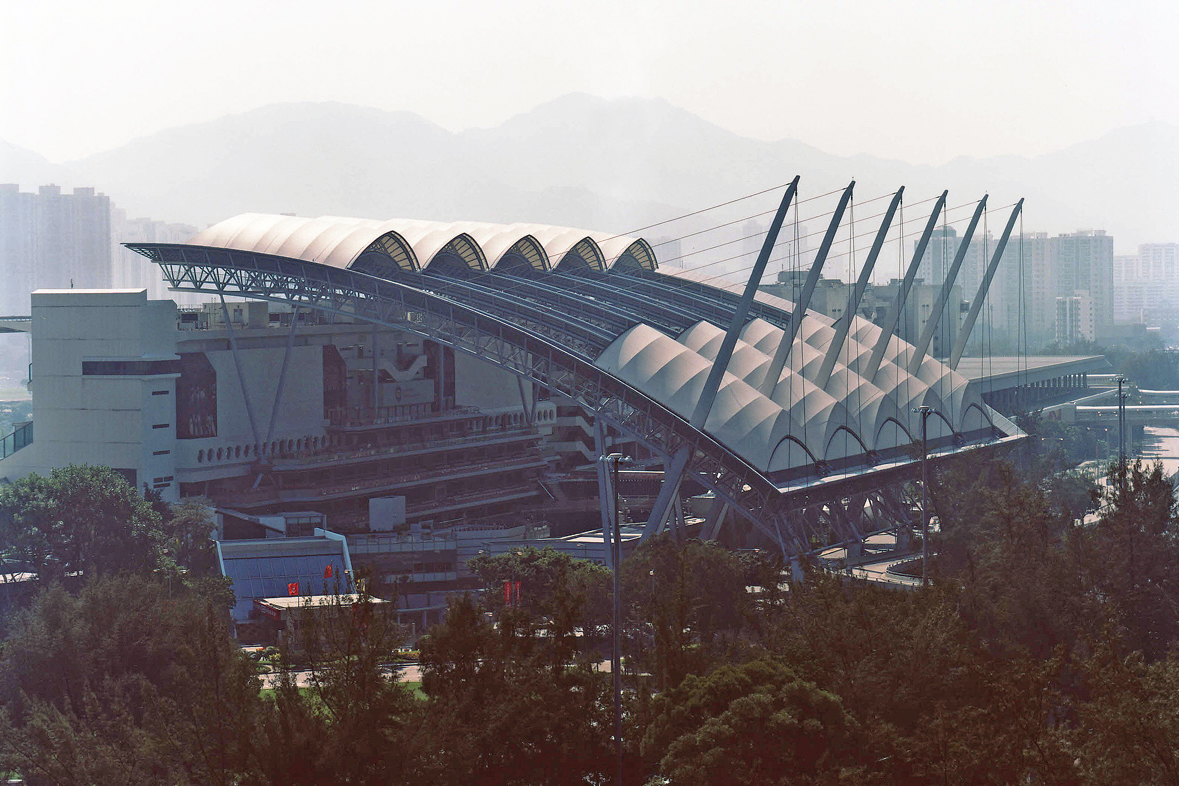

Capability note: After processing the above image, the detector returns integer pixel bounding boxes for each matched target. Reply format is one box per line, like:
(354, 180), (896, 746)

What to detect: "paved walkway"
(259, 662), (422, 690)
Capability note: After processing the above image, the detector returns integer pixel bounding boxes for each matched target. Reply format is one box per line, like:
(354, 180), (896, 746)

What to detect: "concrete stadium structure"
(121, 179), (1025, 556)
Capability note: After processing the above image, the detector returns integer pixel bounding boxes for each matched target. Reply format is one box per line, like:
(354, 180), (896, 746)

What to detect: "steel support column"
(907, 196), (988, 374)
(816, 188), (903, 387)
(690, 177), (799, 429)
(865, 192), (948, 381)
(643, 446), (691, 537)
(950, 199), (1024, 368)
(219, 293), (264, 455)
(760, 182), (855, 397)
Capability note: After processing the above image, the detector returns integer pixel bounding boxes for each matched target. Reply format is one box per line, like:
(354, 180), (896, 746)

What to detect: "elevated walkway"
(0, 316), (30, 334)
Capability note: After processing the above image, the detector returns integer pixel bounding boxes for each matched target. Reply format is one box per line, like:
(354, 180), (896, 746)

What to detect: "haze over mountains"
(2, 93), (1176, 253)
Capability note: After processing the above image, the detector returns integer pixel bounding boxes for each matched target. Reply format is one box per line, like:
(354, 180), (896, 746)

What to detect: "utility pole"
(918, 406), (932, 587)
(1116, 375), (1127, 466)
(600, 451), (629, 785)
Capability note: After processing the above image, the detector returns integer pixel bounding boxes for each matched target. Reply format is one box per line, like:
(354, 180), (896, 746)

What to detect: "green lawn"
(259, 682), (428, 703)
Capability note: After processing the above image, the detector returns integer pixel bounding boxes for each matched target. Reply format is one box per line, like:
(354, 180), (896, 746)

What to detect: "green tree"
(415, 593), (613, 785)
(146, 491), (219, 576)
(642, 658), (858, 785)
(251, 590), (418, 785)
(621, 535), (749, 691)
(931, 458), (1087, 658)
(1070, 644), (1179, 785)
(1073, 458), (1179, 660)
(0, 465), (164, 583)
(0, 574), (260, 785)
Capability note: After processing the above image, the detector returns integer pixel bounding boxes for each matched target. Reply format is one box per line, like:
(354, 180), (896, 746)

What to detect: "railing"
(175, 306), (338, 331)
(325, 404), (479, 428)
(1, 421), (32, 460)
(348, 532), (459, 554)
(220, 453), (546, 505)
(272, 427), (539, 469)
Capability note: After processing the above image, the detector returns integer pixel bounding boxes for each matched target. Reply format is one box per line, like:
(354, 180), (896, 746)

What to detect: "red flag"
(324, 564), (333, 579)
(288, 582), (300, 597)
(504, 580), (511, 605)
(514, 581), (521, 605)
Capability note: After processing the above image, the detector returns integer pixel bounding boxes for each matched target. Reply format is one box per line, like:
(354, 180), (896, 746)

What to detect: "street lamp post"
(918, 406), (932, 587)
(1116, 375), (1127, 466)
(600, 451), (629, 785)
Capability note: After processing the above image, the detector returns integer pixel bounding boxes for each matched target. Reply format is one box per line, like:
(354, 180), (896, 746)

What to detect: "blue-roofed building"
(216, 529), (353, 633)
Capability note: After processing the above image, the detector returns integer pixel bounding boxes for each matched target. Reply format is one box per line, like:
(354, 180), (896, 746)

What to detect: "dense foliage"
(5, 457), (1179, 783)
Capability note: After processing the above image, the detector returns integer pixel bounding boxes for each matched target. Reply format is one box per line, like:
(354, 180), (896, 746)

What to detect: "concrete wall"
(454, 350), (529, 412)
(5, 289), (181, 497)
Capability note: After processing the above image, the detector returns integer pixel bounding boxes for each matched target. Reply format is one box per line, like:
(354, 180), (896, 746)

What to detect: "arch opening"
(502, 235), (548, 272)
(555, 237), (605, 272)
(767, 433), (820, 470)
(356, 230), (417, 273)
(434, 233), (487, 272)
(824, 425), (869, 460)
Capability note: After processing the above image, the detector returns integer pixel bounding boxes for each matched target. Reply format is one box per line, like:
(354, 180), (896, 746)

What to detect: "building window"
(151, 389), (169, 396)
(152, 423), (170, 430)
(152, 450), (170, 456)
(82, 359), (182, 376)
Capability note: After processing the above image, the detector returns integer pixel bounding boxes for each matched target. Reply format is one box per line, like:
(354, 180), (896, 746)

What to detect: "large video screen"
(176, 352), (217, 439)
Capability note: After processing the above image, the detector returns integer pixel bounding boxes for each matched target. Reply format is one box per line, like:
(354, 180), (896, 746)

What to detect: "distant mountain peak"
(1, 98), (1176, 250)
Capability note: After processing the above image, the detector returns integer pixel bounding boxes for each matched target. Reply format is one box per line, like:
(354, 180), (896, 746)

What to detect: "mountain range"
(2, 94), (1176, 252)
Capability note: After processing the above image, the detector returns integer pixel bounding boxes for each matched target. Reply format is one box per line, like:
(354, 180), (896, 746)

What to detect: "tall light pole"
(600, 451), (629, 785)
(918, 406), (932, 587)
(1116, 375), (1127, 466)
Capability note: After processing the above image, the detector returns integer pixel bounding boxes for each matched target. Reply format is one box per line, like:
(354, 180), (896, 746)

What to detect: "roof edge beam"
(689, 176), (800, 429)
(815, 187), (903, 387)
(865, 191), (948, 381)
(906, 195), (988, 375)
(950, 198), (1024, 369)
(758, 181), (855, 398)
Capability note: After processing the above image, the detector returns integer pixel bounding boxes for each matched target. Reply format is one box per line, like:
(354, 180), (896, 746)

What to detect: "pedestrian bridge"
(1049, 388), (1179, 427)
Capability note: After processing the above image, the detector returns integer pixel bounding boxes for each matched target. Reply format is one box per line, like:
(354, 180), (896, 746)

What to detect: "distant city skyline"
(1, 0), (1176, 165)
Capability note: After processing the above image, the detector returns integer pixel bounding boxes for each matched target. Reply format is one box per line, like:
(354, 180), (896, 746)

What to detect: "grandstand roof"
(131, 208), (1018, 549)
(182, 212), (1008, 481)
(190, 213), (657, 274)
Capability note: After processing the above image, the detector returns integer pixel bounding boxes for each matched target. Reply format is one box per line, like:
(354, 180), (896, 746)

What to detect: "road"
(259, 662), (421, 690)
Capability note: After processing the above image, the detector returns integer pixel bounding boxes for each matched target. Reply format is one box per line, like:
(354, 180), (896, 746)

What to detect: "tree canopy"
(4, 453), (1179, 783)
(0, 465), (165, 582)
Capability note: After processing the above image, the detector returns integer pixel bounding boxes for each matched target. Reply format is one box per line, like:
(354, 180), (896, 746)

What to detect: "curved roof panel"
(190, 213), (650, 277)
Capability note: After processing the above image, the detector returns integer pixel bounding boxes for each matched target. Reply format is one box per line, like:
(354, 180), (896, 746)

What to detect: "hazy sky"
(2, 0), (1176, 165)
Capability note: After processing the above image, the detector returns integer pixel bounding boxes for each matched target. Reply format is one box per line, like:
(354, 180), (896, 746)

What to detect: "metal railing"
(1, 421), (32, 460)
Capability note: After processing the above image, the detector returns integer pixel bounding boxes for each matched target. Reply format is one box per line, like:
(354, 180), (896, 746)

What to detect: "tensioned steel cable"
(452, 186), (885, 306)
(692, 200), (1014, 289)
(597, 182), (848, 242)
(469, 187), (910, 313)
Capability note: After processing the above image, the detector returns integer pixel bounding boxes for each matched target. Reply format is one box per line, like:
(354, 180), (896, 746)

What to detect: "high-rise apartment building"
(1055, 294), (1094, 345)
(1113, 243), (1179, 326)
(0, 184), (113, 314)
(1051, 230), (1114, 342)
(911, 225), (1113, 351)
(112, 209), (199, 301)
